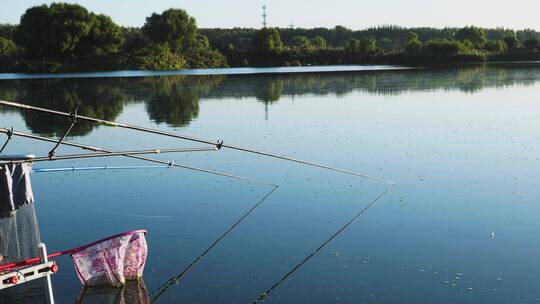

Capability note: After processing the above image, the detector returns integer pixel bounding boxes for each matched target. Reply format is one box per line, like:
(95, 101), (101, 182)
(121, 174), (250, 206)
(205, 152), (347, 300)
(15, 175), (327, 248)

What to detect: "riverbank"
(2, 52), (540, 74)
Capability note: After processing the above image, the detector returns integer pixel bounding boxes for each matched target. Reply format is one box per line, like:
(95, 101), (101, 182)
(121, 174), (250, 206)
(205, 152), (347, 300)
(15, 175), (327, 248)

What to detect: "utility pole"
(262, 5), (267, 28)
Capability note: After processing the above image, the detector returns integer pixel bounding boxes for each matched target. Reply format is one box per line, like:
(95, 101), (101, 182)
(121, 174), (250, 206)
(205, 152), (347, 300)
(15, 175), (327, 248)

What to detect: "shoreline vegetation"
(1, 4), (540, 73)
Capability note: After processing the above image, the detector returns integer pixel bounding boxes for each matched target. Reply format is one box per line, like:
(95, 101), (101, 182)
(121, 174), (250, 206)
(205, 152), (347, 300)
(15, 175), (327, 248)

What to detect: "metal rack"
(0, 243), (56, 303)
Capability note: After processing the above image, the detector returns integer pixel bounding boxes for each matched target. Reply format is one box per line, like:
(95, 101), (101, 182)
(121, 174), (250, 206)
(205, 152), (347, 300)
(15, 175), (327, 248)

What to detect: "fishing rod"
(0, 101), (398, 300)
(3, 147), (218, 165)
(0, 100), (395, 185)
(253, 183), (396, 303)
(0, 127), (280, 295)
(32, 165), (171, 173)
(0, 128), (275, 186)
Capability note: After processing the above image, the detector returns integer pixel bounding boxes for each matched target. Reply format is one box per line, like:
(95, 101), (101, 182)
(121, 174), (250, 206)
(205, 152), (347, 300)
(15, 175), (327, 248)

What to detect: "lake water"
(0, 63), (539, 303)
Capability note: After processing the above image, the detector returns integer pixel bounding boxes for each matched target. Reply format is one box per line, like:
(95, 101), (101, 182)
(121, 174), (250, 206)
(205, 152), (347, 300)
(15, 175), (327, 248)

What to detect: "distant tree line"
(204, 25), (540, 66)
(1, 4), (540, 72)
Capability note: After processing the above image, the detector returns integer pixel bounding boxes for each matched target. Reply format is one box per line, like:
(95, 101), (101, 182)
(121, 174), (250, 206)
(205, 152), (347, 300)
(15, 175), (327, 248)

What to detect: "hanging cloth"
(0, 163), (35, 216)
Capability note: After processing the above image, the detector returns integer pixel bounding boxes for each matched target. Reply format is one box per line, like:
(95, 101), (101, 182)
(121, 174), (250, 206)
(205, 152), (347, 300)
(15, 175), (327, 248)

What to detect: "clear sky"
(1, 0), (540, 30)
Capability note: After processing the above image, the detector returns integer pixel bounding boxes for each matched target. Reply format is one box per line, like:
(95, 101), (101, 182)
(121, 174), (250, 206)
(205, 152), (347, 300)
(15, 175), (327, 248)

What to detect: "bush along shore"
(1, 3), (540, 73)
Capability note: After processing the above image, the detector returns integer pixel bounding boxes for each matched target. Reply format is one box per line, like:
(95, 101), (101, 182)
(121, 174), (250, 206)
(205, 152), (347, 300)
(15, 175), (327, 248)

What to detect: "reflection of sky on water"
(0, 64), (539, 303)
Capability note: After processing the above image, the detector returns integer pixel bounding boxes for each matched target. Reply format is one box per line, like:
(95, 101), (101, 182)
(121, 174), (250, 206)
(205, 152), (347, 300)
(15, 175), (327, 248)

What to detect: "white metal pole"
(38, 243), (55, 304)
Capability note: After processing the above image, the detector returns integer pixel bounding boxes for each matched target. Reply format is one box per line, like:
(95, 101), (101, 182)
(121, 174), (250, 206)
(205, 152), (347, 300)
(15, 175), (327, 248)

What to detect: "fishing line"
(150, 184), (279, 302)
(53, 198), (174, 219)
(253, 183), (396, 303)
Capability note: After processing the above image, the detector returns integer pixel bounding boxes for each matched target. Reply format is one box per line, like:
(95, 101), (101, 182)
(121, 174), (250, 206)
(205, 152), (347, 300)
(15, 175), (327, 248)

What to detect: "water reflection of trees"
(204, 64), (540, 100)
(1, 64), (540, 135)
(0, 75), (224, 136)
(142, 76), (224, 127)
(0, 79), (127, 137)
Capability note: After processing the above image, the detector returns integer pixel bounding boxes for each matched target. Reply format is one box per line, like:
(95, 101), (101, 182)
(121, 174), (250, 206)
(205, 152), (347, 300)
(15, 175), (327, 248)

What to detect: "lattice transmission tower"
(262, 5), (267, 28)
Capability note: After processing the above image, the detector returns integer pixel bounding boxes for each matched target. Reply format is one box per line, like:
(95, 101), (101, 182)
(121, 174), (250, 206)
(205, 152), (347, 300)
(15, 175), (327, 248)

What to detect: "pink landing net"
(71, 230), (148, 287)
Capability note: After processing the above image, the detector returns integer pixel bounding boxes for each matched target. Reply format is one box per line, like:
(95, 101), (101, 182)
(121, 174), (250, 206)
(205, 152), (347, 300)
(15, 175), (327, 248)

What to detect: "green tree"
(16, 3), (122, 60)
(345, 37), (376, 54)
(345, 38), (362, 53)
(485, 40), (508, 53)
(79, 14), (123, 56)
(406, 31), (419, 42)
(17, 3), (93, 59)
(140, 9), (226, 69)
(503, 33), (519, 50)
(0, 37), (17, 56)
(291, 36), (312, 49)
(0, 24), (17, 40)
(122, 28), (152, 53)
(361, 37), (376, 53)
(378, 38), (394, 51)
(455, 26), (487, 47)
(311, 36), (327, 49)
(183, 35), (228, 68)
(254, 28), (283, 52)
(423, 39), (462, 56)
(129, 43), (188, 70)
(405, 39), (423, 53)
(405, 31), (422, 53)
(523, 38), (539, 50)
(142, 9), (197, 52)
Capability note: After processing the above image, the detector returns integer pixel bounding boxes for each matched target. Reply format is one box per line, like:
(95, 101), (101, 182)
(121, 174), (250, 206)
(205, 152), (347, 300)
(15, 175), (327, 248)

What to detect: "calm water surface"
(0, 64), (539, 303)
